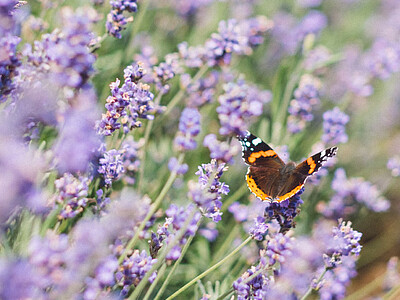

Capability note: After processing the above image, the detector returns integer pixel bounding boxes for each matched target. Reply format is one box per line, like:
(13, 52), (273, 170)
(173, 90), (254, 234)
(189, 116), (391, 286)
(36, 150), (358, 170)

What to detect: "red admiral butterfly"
(238, 132), (337, 202)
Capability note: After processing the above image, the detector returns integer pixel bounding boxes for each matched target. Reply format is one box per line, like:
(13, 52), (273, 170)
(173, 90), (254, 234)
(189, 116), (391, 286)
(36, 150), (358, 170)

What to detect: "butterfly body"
(239, 132), (337, 202)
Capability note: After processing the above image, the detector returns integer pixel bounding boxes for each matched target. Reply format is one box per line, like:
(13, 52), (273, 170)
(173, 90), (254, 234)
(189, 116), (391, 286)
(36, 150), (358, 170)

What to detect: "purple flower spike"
(188, 159), (229, 222)
(387, 156), (400, 177)
(174, 107), (201, 151)
(322, 107), (349, 145)
(248, 216), (268, 241)
(168, 157), (189, 175)
(106, 0), (137, 39)
(203, 133), (240, 163)
(98, 149), (125, 186)
(287, 74), (321, 134)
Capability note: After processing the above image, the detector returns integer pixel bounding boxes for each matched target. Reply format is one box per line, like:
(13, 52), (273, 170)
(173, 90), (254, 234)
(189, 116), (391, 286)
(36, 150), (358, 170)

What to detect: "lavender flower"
(28, 231), (69, 289)
(317, 168), (390, 218)
(106, 0), (137, 39)
(203, 133), (240, 163)
(266, 232), (293, 266)
(121, 136), (143, 184)
(181, 71), (220, 107)
(321, 107), (349, 145)
(383, 257), (400, 291)
(53, 173), (91, 219)
(153, 53), (182, 94)
(54, 92), (101, 174)
(98, 148), (125, 186)
(217, 79), (271, 136)
(46, 7), (97, 89)
(248, 216), (268, 241)
(365, 38), (400, 80)
(168, 157), (189, 175)
(174, 107), (201, 151)
(97, 62), (155, 136)
(287, 74), (321, 134)
(387, 156), (400, 177)
(0, 35), (21, 102)
(0, 0), (17, 36)
(323, 219), (362, 269)
(151, 204), (201, 260)
(116, 249), (157, 296)
(188, 159), (229, 222)
(178, 42), (206, 68)
(233, 254), (271, 300)
(264, 188), (304, 233)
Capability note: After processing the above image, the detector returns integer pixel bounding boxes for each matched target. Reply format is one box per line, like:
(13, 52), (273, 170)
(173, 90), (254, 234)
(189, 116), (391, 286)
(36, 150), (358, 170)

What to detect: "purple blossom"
(387, 156), (400, 177)
(266, 232), (293, 266)
(248, 216), (268, 241)
(121, 136), (143, 184)
(188, 159), (229, 222)
(106, 0), (137, 39)
(217, 79), (271, 136)
(174, 107), (201, 151)
(287, 74), (321, 134)
(151, 204), (201, 260)
(0, 35), (21, 102)
(233, 250), (272, 299)
(0, 258), (44, 299)
(264, 188), (304, 233)
(303, 46), (332, 72)
(98, 149), (125, 186)
(317, 168), (390, 218)
(323, 219), (362, 268)
(46, 7), (97, 89)
(53, 173), (91, 219)
(97, 63), (155, 136)
(178, 42), (206, 68)
(153, 53), (182, 94)
(116, 249), (157, 296)
(321, 107), (349, 145)
(54, 91), (101, 174)
(170, 0), (214, 18)
(383, 257), (400, 291)
(203, 133), (240, 163)
(0, 0), (18, 36)
(365, 38), (400, 80)
(181, 71), (220, 107)
(198, 222), (218, 241)
(168, 157), (189, 175)
(28, 231), (69, 289)
(297, 0), (323, 8)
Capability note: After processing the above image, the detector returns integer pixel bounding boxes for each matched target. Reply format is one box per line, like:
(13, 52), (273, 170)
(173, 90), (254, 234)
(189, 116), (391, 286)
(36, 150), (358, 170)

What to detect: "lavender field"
(1, 0), (400, 299)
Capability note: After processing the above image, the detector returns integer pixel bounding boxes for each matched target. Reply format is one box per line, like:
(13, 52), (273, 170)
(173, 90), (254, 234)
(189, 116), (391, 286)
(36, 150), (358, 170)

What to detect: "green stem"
(154, 219), (202, 300)
(129, 208), (198, 299)
(118, 153), (184, 265)
(271, 62), (303, 144)
(210, 223), (239, 265)
(143, 264), (167, 300)
(126, 0), (151, 58)
(137, 92), (163, 193)
(166, 236), (253, 300)
(300, 267), (329, 300)
(221, 184), (248, 211)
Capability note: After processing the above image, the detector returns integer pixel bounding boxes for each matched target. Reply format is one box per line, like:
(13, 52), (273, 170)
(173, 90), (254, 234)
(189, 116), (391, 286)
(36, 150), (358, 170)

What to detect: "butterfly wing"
(276, 147), (338, 202)
(238, 132), (285, 201)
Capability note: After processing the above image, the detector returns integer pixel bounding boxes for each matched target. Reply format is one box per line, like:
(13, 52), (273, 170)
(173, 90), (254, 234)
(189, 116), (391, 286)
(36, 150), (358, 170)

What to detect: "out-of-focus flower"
(383, 257), (400, 291)
(387, 156), (400, 177)
(0, 0), (18, 36)
(303, 46), (332, 72)
(264, 188), (304, 233)
(217, 78), (271, 136)
(53, 173), (91, 219)
(181, 71), (220, 107)
(317, 168), (390, 218)
(365, 39), (400, 80)
(106, 0), (137, 39)
(168, 157), (189, 175)
(174, 107), (201, 151)
(321, 107), (349, 145)
(297, 0), (323, 8)
(287, 74), (321, 134)
(121, 136), (143, 184)
(54, 90), (101, 174)
(188, 159), (229, 222)
(203, 133), (240, 163)
(47, 7), (98, 89)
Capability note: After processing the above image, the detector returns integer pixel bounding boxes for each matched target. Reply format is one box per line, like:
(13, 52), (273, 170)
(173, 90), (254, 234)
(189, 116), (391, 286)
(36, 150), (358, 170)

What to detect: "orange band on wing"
(307, 157), (316, 174)
(277, 184), (304, 202)
(248, 150), (277, 163)
(246, 175), (270, 201)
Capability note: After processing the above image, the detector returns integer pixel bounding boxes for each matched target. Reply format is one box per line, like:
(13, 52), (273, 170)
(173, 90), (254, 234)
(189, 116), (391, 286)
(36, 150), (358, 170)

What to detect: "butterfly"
(238, 132), (337, 202)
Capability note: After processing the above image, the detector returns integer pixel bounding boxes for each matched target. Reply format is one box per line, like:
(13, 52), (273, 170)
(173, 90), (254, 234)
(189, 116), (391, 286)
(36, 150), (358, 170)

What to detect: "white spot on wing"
(252, 137), (262, 146)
